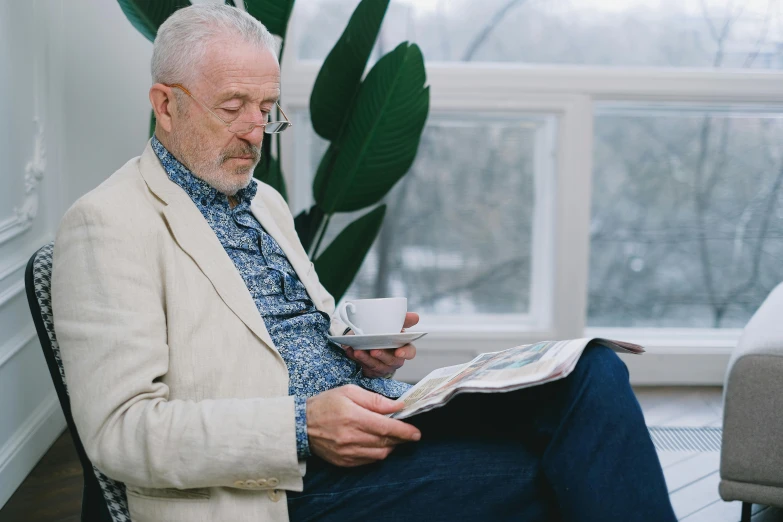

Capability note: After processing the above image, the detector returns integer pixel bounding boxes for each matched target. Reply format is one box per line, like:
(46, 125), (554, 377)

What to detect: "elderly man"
(52, 4), (676, 522)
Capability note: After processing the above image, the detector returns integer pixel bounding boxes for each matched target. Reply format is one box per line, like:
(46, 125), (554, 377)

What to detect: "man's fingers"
(336, 446), (395, 467)
(402, 312), (419, 329)
(351, 350), (384, 371)
(354, 446), (395, 460)
(358, 411), (421, 442)
(340, 388), (421, 440)
(340, 430), (409, 449)
(351, 350), (399, 377)
(393, 344), (416, 360)
(344, 385), (405, 414)
(369, 349), (405, 368)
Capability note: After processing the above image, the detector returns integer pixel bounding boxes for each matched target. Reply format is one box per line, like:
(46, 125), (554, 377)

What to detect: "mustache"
(219, 144), (261, 164)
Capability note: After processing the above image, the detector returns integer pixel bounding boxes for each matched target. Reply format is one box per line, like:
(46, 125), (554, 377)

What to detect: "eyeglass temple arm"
(167, 83), (192, 96)
(167, 83), (216, 115)
(276, 102), (291, 123)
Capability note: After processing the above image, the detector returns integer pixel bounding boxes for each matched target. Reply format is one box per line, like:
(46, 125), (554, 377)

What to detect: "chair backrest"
(25, 242), (131, 522)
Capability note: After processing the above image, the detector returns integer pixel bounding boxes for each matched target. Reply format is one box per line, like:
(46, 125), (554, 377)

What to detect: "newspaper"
(391, 338), (643, 420)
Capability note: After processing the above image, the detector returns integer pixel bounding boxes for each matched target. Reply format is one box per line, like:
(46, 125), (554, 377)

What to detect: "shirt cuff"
(294, 396), (311, 459)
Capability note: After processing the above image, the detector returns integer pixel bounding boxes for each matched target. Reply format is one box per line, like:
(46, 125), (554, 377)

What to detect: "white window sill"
(396, 325), (739, 386)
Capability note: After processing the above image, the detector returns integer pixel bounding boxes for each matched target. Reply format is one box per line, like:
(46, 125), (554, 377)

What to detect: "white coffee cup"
(336, 297), (407, 336)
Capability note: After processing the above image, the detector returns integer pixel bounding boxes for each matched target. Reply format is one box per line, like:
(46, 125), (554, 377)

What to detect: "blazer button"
(234, 480), (244, 488)
(256, 478), (268, 487)
(268, 489), (282, 502)
(245, 480), (259, 489)
(268, 477), (279, 487)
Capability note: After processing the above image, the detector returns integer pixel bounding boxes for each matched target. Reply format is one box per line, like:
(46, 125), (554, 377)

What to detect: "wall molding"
(0, 118), (46, 245)
(0, 392), (65, 509)
(0, 328), (36, 370)
(0, 280), (25, 311)
(0, 256), (29, 284)
(0, 251), (33, 310)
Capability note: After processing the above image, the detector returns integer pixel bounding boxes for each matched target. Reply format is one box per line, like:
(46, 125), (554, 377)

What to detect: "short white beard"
(199, 159), (256, 196)
(169, 130), (260, 196)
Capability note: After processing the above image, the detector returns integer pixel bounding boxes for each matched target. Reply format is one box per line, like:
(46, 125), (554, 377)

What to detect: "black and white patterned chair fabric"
(28, 242), (131, 522)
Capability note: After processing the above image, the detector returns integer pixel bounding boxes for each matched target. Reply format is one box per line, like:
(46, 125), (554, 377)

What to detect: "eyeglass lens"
(227, 121), (292, 135)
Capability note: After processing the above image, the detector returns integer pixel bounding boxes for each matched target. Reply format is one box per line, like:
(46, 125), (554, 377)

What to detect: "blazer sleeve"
(51, 198), (303, 492)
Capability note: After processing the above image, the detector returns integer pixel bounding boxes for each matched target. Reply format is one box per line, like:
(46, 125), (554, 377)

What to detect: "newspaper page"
(391, 338), (642, 420)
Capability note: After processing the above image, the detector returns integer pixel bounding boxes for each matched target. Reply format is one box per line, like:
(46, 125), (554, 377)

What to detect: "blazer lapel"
(138, 142), (278, 353)
(249, 200), (325, 312)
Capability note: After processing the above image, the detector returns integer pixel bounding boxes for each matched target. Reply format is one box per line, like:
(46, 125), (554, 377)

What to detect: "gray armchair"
(720, 282), (783, 522)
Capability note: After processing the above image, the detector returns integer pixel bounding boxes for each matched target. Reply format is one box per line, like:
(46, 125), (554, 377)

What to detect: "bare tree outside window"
(590, 109), (783, 328)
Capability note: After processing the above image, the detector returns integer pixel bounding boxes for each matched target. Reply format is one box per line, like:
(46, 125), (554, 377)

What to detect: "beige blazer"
(52, 141), (347, 522)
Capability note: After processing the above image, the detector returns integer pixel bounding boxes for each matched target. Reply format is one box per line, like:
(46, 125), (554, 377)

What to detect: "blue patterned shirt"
(151, 137), (411, 458)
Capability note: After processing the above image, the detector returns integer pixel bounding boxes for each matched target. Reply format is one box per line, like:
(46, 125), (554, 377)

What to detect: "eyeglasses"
(165, 83), (293, 135)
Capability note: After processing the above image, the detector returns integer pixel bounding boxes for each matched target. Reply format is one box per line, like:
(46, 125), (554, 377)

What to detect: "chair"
(25, 242), (131, 522)
(720, 282), (783, 522)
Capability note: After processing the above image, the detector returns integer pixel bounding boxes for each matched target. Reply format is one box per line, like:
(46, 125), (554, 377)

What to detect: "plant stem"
(278, 37), (287, 65)
(311, 213), (332, 260)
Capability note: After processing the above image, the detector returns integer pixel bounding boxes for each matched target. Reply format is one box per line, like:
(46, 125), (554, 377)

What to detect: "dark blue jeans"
(287, 343), (676, 522)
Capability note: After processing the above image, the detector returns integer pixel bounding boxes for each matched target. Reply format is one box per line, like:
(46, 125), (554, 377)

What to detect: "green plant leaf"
(117, 0), (191, 42)
(294, 205), (325, 254)
(253, 134), (288, 200)
(314, 205), (386, 302)
(244, 0), (296, 39)
(310, 0), (389, 141)
(313, 42), (429, 213)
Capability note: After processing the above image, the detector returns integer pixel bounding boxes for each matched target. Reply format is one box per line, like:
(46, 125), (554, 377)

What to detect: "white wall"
(0, 0), (153, 508)
(63, 0), (152, 202)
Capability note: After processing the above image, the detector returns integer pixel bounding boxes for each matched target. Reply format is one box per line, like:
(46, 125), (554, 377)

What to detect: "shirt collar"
(151, 136), (258, 208)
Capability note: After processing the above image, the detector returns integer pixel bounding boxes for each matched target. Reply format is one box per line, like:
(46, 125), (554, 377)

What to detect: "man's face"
(168, 39), (281, 196)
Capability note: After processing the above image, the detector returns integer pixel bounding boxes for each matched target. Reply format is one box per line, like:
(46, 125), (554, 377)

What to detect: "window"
(293, 112), (558, 321)
(297, 0), (783, 69)
(589, 104), (783, 329)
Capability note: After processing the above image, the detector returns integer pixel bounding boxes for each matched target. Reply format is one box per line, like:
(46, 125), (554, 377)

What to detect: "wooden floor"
(639, 387), (783, 522)
(1, 387), (781, 521)
(0, 429), (82, 522)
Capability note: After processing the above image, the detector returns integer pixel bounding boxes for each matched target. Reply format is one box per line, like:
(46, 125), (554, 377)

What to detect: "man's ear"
(149, 84), (176, 133)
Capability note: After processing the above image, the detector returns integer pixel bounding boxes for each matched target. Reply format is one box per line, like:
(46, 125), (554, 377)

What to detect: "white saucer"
(328, 331), (427, 350)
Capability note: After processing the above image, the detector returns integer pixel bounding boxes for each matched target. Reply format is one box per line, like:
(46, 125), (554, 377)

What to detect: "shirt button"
(200, 198), (208, 205)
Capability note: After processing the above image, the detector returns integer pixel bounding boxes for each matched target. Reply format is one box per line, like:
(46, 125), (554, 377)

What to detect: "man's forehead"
(197, 41), (280, 102)
(216, 87), (280, 103)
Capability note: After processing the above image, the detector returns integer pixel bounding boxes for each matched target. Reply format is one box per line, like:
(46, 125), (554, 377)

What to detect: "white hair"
(151, 4), (278, 85)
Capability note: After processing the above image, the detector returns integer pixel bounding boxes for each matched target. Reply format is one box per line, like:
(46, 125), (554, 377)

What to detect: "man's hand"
(343, 312), (419, 378)
(306, 385), (421, 467)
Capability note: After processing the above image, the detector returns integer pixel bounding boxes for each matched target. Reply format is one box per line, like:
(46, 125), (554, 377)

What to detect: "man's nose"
(238, 124), (266, 147)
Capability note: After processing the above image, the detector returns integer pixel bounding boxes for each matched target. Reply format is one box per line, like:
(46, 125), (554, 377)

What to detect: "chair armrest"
(720, 282), (783, 500)
(727, 282), (783, 373)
